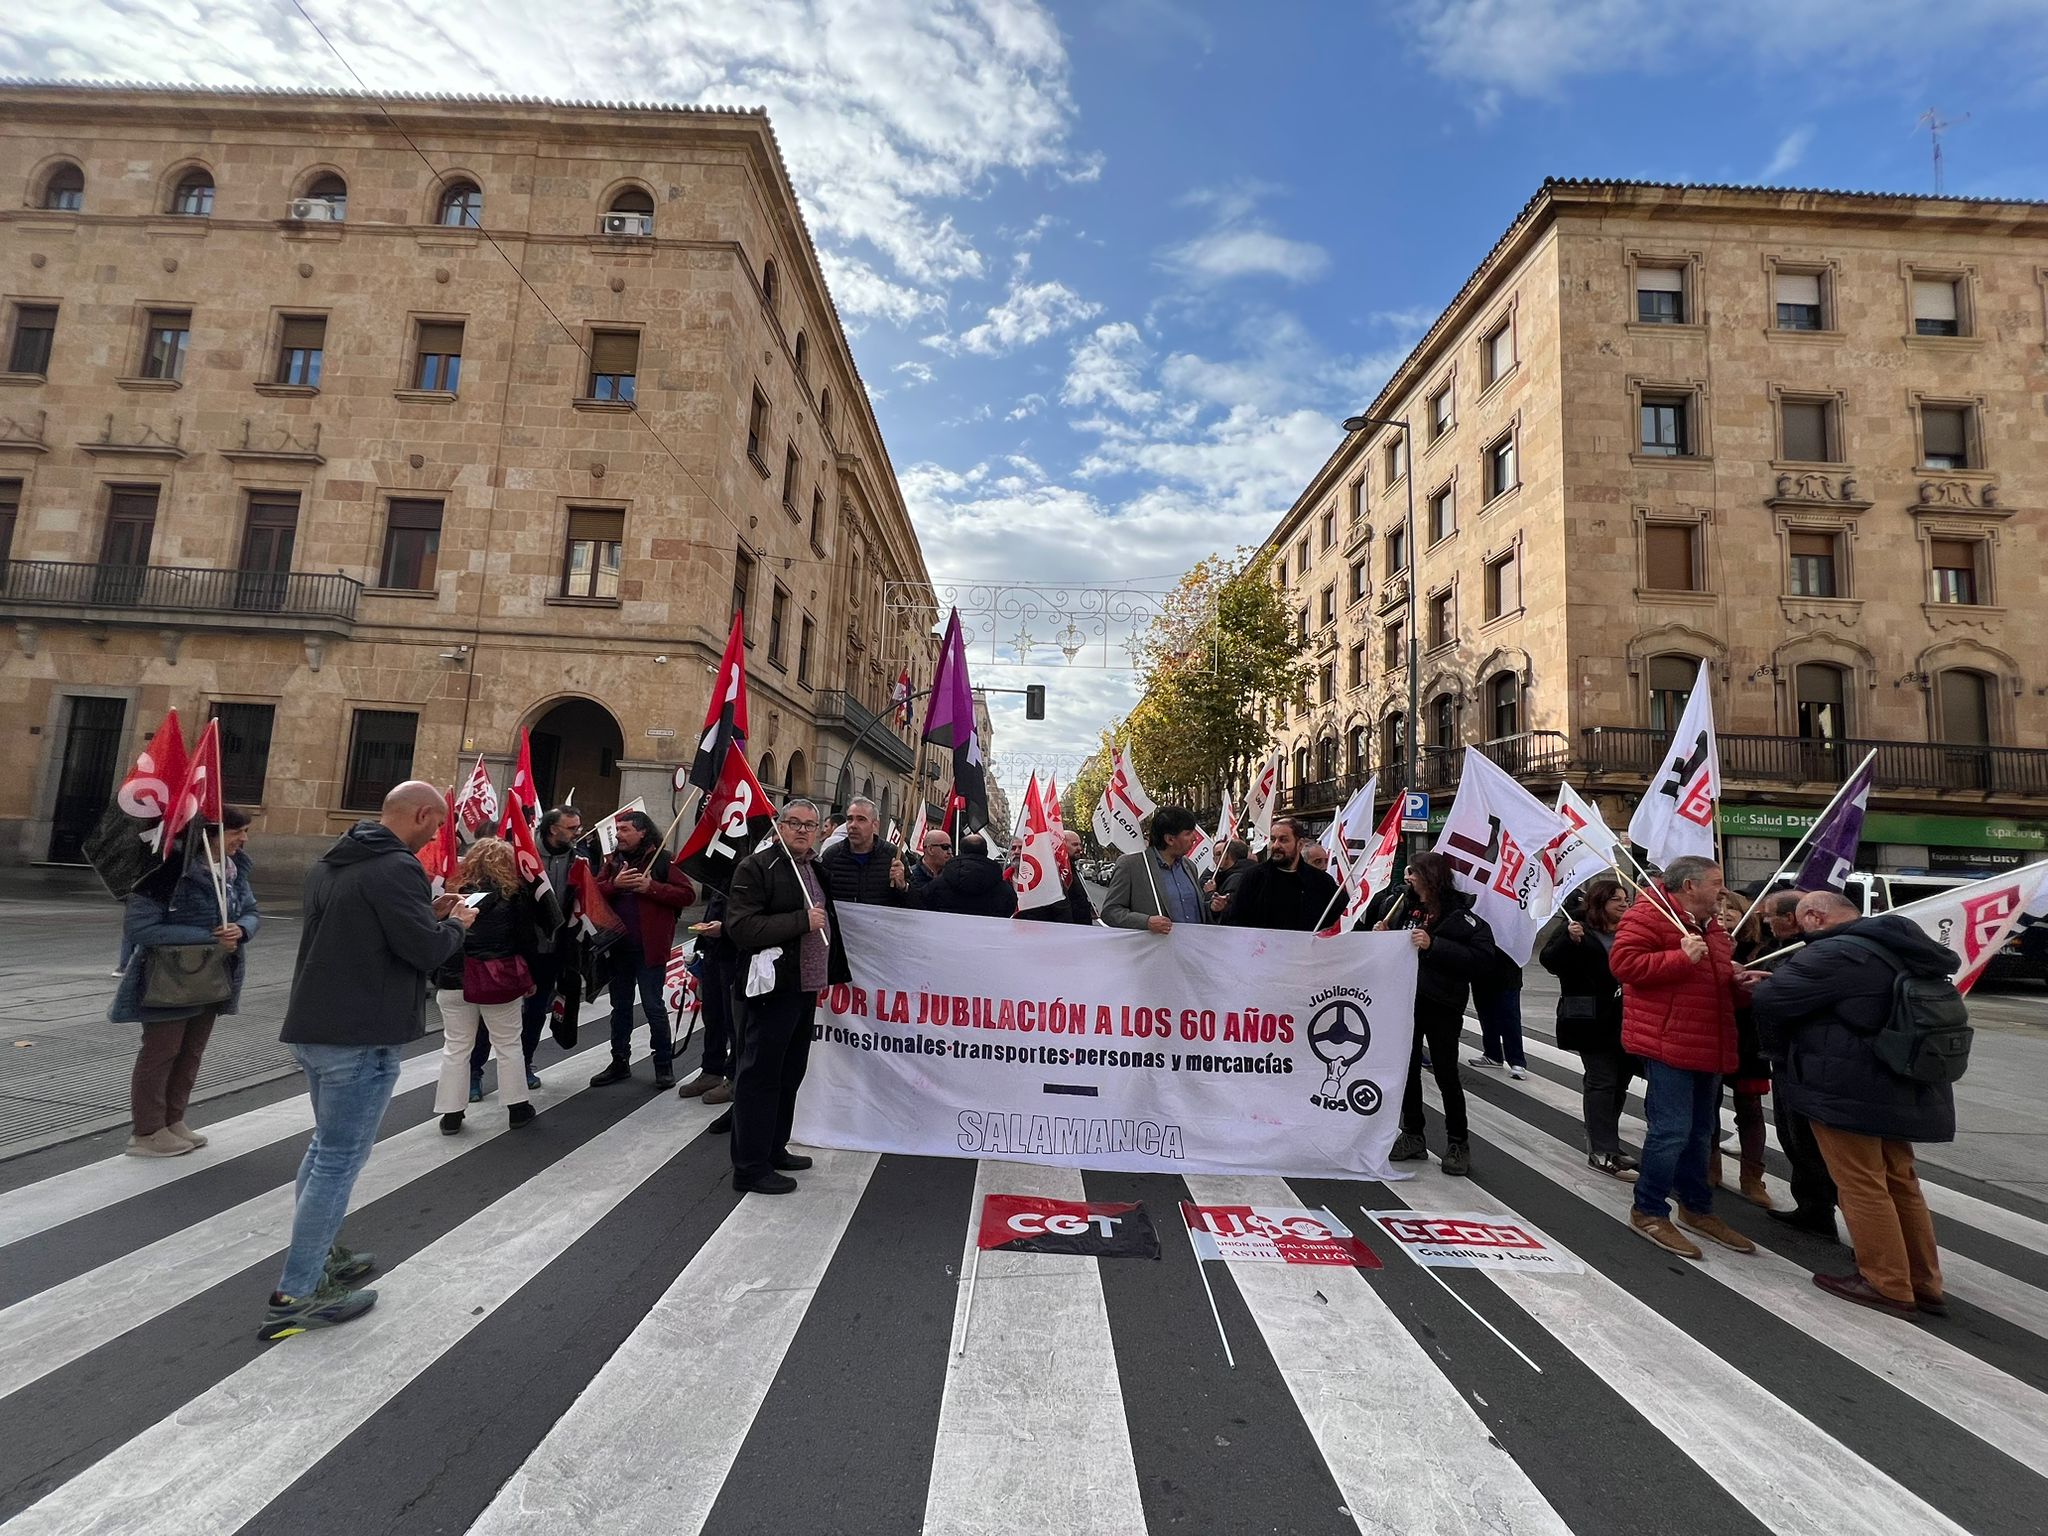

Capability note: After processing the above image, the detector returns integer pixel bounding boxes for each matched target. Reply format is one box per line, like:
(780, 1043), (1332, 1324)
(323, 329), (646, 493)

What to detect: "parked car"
(1768, 870), (2044, 985)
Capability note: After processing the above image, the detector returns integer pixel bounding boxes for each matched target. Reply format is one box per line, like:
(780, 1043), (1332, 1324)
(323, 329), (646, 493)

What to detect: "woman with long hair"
(1541, 877), (1639, 1180)
(592, 809), (695, 1090)
(433, 837), (540, 1135)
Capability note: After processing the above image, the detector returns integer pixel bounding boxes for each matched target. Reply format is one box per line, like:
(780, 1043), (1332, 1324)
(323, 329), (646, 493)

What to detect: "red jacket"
(597, 849), (695, 958)
(1610, 885), (1739, 1074)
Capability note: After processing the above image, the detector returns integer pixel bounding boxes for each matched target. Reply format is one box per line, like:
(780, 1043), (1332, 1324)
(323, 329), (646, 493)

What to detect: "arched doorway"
(525, 697), (623, 813)
(758, 752), (777, 793)
(783, 750), (807, 800)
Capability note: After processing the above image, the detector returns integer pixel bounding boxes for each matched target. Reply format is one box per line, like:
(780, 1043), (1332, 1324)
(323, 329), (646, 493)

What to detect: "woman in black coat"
(1539, 878), (1638, 1180)
(433, 838), (541, 1135)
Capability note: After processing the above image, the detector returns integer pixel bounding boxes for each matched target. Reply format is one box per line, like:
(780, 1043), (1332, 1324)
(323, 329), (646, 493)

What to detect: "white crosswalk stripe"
(1, 1025), (2044, 1536)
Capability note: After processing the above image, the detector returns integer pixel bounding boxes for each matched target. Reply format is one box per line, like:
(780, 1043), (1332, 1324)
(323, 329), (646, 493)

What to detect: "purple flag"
(921, 608), (988, 829)
(1794, 754), (1875, 892)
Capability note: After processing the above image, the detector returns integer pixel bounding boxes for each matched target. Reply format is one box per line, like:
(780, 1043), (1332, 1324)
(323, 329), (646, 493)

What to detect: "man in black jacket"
(1750, 891), (1838, 1238)
(1018, 829), (1096, 925)
(1754, 892), (1959, 1319)
(265, 782), (474, 1339)
(1223, 818), (1339, 931)
(817, 796), (908, 908)
(724, 799), (851, 1194)
(916, 834), (1018, 918)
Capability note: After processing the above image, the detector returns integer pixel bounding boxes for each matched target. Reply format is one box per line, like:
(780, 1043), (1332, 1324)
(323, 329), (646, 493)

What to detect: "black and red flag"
(162, 716), (223, 861)
(686, 612), (751, 797)
(976, 1195), (1160, 1260)
(677, 744), (776, 887)
(82, 707), (189, 899)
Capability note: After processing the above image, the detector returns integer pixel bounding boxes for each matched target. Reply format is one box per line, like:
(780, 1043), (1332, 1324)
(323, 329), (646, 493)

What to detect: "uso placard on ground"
(1181, 1204), (1381, 1268)
(1365, 1210), (1586, 1274)
(977, 1195), (1160, 1259)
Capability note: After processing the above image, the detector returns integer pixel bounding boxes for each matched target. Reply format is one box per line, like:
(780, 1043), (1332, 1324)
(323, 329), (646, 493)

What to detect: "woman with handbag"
(1539, 878), (1638, 1181)
(434, 838), (541, 1135)
(110, 807), (259, 1157)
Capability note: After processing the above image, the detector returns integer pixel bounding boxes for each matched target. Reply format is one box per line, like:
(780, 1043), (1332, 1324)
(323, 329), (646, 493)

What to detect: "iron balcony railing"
(0, 560), (361, 622)
(1580, 726), (2048, 798)
(1276, 777), (1343, 815)
(1419, 730), (1574, 791)
(814, 689), (917, 773)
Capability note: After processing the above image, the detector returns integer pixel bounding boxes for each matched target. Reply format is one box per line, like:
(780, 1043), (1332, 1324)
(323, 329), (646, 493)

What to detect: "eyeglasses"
(782, 818), (820, 831)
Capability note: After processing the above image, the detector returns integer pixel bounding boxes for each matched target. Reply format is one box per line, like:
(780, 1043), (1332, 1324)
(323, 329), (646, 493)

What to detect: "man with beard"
(1222, 818), (1340, 931)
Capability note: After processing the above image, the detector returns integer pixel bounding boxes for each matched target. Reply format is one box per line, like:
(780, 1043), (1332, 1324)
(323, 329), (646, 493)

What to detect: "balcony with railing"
(1580, 726), (2048, 799)
(1419, 731), (1573, 792)
(815, 688), (916, 773)
(0, 560), (360, 634)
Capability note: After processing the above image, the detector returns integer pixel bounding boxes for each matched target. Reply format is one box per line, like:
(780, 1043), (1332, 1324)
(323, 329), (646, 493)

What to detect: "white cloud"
(925, 276), (1102, 356)
(1761, 125), (1814, 182)
(892, 360), (936, 386)
(817, 251), (946, 327)
(1165, 227), (1330, 284)
(1006, 393), (1047, 419)
(1061, 323), (1161, 416)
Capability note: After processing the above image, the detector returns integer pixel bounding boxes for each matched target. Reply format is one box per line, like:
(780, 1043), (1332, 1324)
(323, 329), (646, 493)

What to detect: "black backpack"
(1837, 936), (1973, 1085)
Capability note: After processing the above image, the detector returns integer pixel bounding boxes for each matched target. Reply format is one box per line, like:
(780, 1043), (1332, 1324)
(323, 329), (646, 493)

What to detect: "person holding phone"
(432, 837), (541, 1135)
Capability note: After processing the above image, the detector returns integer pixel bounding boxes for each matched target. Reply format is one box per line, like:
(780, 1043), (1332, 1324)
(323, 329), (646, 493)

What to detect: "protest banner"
(976, 1196), (1160, 1259)
(1365, 1211), (1585, 1275)
(1181, 1204), (1380, 1267)
(793, 906), (1420, 1180)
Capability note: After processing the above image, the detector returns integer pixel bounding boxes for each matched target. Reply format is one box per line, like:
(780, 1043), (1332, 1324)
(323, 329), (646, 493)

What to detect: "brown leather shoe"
(1814, 1272), (1917, 1320)
(1630, 1209), (1703, 1259)
(1677, 1207), (1757, 1254)
(1914, 1291), (1950, 1318)
(702, 1079), (734, 1105)
(1740, 1172), (1774, 1209)
(676, 1072), (724, 1100)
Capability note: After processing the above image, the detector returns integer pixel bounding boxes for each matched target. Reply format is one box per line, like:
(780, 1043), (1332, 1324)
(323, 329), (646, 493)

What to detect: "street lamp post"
(1342, 411), (1420, 863)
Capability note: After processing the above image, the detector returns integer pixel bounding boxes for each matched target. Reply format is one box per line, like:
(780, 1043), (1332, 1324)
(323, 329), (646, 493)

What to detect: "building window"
(1635, 266), (1686, 324)
(810, 490), (828, 555)
(1320, 509), (1336, 549)
(1428, 383), (1452, 439)
(210, 702), (275, 804)
(1274, 555), (1287, 588)
(1639, 394), (1691, 457)
(1484, 549), (1519, 620)
(1348, 725), (1368, 777)
(0, 477), (21, 565)
(1796, 664), (1846, 743)
(169, 170), (214, 217)
(7, 304), (56, 376)
(1384, 434), (1407, 484)
(768, 585), (789, 668)
(1647, 655), (1696, 732)
(587, 330), (638, 402)
(302, 173), (347, 220)
(781, 443), (799, 515)
(1348, 643), (1366, 689)
(1347, 478), (1364, 524)
(1349, 558), (1367, 603)
(41, 162), (84, 211)
(603, 186), (654, 235)
(1644, 522), (1699, 591)
(1912, 276), (1963, 338)
(377, 498), (442, 590)
(100, 485), (159, 570)
(1428, 589), (1454, 650)
(1489, 673), (1520, 740)
(1919, 404), (1973, 470)
(1427, 483), (1455, 543)
(140, 310), (190, 382)
(414, 321), (464, 392)
(1930, 538), (1979, 605)
(1481, 321), (1513, 386)
(274, 315), (326, 387)
(820, 388), (833, 436)
(1484, 433), (1517, 498)
(1787, 531), (1839, 597)
(438, 181), (482, 228)
(793, 331), (809, 382)
(1779, 397), (1836, 463)
(798, 615), (814, 685)
(1320, 584), (1336, 626)
(1294, 747), (1311, 786)
(1774, 270), (1824, 330)
(1383, 712), (1406, 770)
(1319, 663), (1335, 706)
(762, 259), (780, 312)
(747, 388), (770, 469)
(562, 506), (623, 600)
(1386, 524), (1407, 574)
(1430, 693), (1458, 748)
(1296, 536), (1310, 573)
(342, 710), (417, 812)
(732, 547), (755, 633)
(1384, 620), (1404, 672)
(237, 491), (299, 592)
(1939, 669), (1994, 745)
(1297, 605), (1310, 645)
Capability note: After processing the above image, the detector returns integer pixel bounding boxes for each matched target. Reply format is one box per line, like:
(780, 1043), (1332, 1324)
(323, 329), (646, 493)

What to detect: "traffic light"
(1024, 684), (1046, 720)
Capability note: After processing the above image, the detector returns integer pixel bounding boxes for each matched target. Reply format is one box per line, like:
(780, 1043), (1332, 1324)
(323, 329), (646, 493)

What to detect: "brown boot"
(125, 1128), (194, 1158)
(1740, 1169), (1773, 1209)
(702, 1079), (734, 1105)
(1677, 1206), (1757, 1254)
(1629, 1209), (1703, 1259)
(676, 1072), (724, 1100)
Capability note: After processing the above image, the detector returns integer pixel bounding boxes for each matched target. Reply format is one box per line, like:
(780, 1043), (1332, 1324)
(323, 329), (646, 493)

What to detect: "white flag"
(1627, 660), (1720, 870)
(1012, 776), (1065, 913)
(1322, 776), (1379, 854)
(1357, 796), (1405, 910)
(1542, 783), (1621, 918)
(885, 819), (901, 848)
(906, 801), (929, 860)
(1318, 835), (1357, 935)
(1091, 748), (1155, 854)
(1244, 749), (1281, 850)
(1884, 862), (2048, 995)
(1433, 750), (1568, 966)
(591, 796), (648, 856)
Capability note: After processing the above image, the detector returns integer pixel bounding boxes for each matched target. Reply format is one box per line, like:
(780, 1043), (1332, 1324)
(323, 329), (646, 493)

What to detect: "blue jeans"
(278, 1044), (403, 1297)
(1474, 986), (1525, 1067)
(607, 942), (673, 1067)
(1635, 1060), (1720, 1219)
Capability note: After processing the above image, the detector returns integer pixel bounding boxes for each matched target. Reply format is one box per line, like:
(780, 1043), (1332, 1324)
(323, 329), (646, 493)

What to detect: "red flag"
(944, 787), (967, 835)
(1045, 774), (1064, 835)
(418, 785), (458, 889)
(892, 667), (913, 726)
(506, 728), (539, 819)
(83, 707), (190, 897)
(162, 718), (223, 860)
(678, 745), (776, 887)
(687, 612), (751, 795)
(568, 860), (626, 948)
(455, 753), (498, 833)
(499, 783), (555, 898)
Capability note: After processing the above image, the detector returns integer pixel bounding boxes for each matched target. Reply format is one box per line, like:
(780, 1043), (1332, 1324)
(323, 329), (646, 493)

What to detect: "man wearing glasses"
(908, 829), (952, 896)
(722, 799), (850, 1194)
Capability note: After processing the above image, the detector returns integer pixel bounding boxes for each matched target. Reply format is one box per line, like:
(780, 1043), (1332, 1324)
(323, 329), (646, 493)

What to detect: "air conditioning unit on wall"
(601, 212), (652, 237)
(287, 198), (340, 222)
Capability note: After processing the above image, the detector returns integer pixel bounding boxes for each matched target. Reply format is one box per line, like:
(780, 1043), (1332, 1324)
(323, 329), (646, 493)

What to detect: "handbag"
(142, 943), (233, 1009)
(1554, 994), (1601, 1051)
(464, 954), (534, 1005)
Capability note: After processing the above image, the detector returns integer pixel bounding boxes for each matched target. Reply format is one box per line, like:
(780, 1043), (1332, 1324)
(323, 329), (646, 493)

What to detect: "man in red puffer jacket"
(1610, 854), (1766, 1261)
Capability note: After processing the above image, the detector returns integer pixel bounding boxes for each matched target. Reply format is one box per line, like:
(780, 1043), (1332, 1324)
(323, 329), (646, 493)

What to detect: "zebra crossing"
(1, 1021), (2044, 1535)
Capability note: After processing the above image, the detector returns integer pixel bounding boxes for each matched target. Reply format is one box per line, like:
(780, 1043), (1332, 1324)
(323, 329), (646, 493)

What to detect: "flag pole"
(955, 1245), (982, 1358)
(1728, 748), (1876, 935)
(1608, 840), (1692, 935)
(659, 785), (706, 853)
(1185, 1215), (1235, 1369)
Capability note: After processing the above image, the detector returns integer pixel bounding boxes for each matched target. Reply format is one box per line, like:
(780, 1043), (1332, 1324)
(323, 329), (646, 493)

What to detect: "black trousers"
(698, 951), (737, 1080)
(1400, 1005), (1468, 1144)
(1578, 1044), (1639, 1158)
(730, 987), (816, 1180)
(1773, 1093), (1840, 1216)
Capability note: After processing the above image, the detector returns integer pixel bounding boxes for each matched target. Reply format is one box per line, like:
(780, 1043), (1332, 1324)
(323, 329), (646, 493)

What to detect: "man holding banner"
(1102, 807), (1209, 933)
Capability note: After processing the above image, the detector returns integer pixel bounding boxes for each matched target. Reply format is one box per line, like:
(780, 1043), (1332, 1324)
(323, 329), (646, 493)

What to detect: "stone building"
(0, 83), (954, 887)
(1261, 178), (2048, 881)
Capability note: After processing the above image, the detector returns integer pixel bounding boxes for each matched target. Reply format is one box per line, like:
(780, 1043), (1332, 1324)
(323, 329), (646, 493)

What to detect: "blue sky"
(7, 0), (2048, 775)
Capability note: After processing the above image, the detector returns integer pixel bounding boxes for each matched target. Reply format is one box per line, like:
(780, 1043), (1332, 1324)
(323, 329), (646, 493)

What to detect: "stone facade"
(1261, 179), (2048, 877)
(0, 85), (953, 887)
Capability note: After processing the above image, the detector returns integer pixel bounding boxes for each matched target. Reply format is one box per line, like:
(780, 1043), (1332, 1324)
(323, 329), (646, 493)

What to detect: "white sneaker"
(1509, 1066), (1528, 1080)
(1467, 1055), (1503, 1069)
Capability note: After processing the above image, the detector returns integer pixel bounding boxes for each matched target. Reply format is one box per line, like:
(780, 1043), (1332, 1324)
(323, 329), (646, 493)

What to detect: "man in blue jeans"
(262, 781), (473, 1340)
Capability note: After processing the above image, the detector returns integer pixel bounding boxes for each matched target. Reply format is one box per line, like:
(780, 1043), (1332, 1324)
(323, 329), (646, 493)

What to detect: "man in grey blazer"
(1101, 807), (1211, 933)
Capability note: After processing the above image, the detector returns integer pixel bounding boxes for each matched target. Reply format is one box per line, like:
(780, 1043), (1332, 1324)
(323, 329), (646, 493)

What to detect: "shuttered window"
(1788, 531), (1838, 598)
(587, 331), (639, 401)
(1644, 523), (1696, 591)
(1920, 406), (1969, 469)
(563, 507), (624, 600)
(1930, 539), (1977, 605)
(1774, 271), (1823, 330)
(1912, 278), (1960, 336)
(1780, 400), (1831, 462)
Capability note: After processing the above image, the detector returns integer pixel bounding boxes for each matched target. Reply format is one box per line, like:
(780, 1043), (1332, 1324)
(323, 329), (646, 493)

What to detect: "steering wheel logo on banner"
(1307, 996), (1379, 1114)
